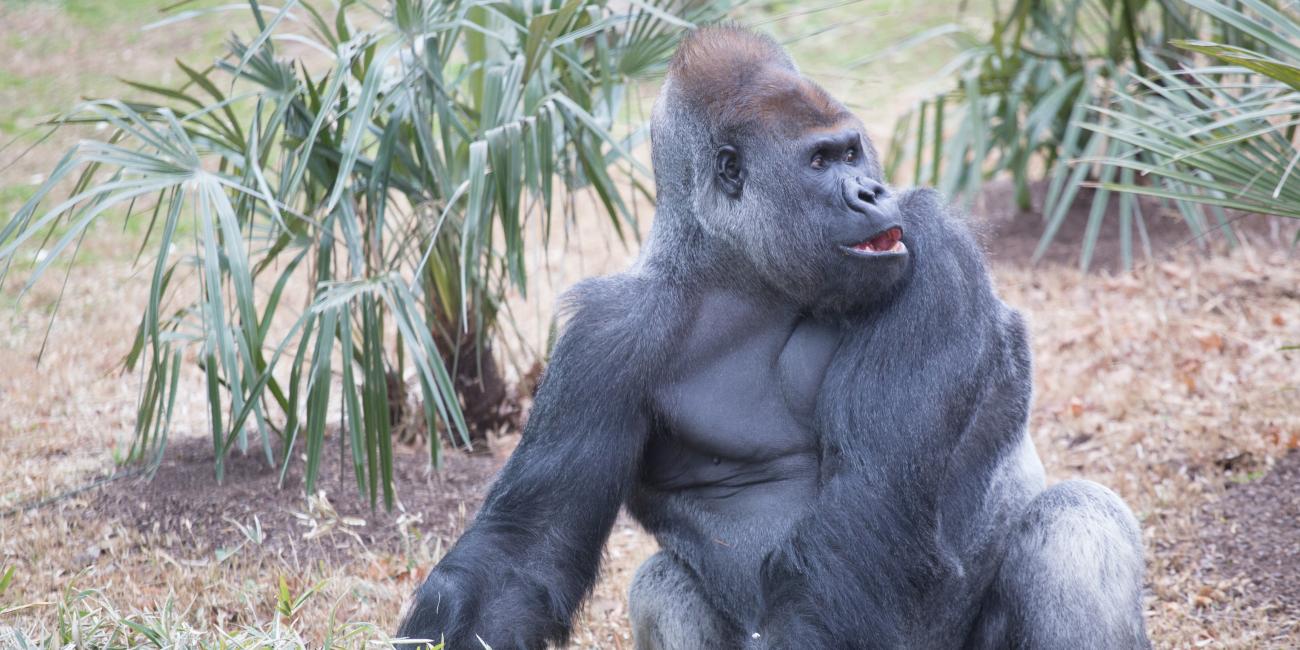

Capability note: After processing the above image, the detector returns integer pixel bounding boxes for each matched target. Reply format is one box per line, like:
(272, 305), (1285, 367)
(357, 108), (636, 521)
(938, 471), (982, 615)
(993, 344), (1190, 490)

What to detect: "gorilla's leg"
(628, 552), (739, 650)
(965, 480), (1150, 650)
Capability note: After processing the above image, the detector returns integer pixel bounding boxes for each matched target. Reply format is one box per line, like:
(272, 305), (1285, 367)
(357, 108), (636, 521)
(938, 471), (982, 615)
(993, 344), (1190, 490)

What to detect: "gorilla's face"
(710, 123), (913, 315)
(652, 36), (914, 314)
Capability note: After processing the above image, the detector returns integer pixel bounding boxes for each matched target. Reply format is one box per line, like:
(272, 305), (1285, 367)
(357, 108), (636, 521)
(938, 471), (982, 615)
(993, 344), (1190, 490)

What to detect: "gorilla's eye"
(810, 153), (827, 170)
(716, 145), (744, 198)
(845, 147), (857, 163)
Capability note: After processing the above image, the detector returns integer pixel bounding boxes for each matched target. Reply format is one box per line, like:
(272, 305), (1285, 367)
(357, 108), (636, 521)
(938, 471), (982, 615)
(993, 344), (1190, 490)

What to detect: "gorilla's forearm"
(754, 435), (966, 645)
(756, 476), (935, 648)
(398, 277), (684, 649)
(397, 422), (640, 648)
(756, 191), (1033, 644)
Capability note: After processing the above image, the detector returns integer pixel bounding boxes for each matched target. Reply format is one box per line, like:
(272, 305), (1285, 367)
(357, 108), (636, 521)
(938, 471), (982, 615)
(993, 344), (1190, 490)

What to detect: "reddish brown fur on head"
(667, 25), (852, 136)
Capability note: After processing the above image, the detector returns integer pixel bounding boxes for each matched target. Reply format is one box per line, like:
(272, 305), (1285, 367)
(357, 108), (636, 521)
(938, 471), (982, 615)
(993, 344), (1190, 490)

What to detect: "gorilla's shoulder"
(556, 273), (691, 375)
(562, 273), (683, 323)
(896, 186), (987, 269)
(895, 186), (945, 213)
(896, 187), (970, 236)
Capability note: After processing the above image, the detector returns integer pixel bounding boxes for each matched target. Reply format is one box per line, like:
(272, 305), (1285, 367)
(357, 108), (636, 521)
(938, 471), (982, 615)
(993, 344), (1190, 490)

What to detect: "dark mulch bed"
(972, 180), (1298, 271)
(1194, 450), (1300, 616)
(84, 435), (503, 564)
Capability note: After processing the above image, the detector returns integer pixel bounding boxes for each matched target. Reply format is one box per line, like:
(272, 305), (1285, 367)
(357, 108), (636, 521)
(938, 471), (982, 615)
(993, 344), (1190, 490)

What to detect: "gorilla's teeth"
(848, 234), (904, 254)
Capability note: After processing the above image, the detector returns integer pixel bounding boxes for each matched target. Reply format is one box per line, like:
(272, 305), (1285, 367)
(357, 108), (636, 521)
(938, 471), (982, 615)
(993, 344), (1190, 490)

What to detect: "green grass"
(59, 0), (178, 23)
(0, 68), (56, 138)
(3, 0), (226, 26)
(0, 1), (230, 136)
(0, 0), (231, 270)
(1229, 469), (1266, 484)
(0, 184), (35, 216)
(2, 573), (413, 650)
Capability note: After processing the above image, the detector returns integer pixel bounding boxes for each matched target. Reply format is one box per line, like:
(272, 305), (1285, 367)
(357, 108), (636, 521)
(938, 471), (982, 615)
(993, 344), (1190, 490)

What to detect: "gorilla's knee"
(1023, 479), (1142, 548)
(628, 553), (736, 650)
(980, 479), (1149, 649)
(627, 552), (677, 635)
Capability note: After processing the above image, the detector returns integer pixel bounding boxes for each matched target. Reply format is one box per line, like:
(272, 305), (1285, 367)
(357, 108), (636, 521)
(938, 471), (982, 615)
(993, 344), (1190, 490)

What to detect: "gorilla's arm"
(398, 277), (683, 650)
(756, 189), (1033, 647)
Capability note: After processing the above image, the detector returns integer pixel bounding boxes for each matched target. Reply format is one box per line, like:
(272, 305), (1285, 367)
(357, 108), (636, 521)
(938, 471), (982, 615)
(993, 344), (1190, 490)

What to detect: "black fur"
(752, 188), (1037, 647)
(398, 26), (1149, 650)
(397, 277), (686, 648)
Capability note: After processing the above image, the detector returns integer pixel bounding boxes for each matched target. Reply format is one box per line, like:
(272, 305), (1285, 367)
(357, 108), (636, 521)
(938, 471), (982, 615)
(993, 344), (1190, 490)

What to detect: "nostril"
(843, 178), (889, 213)
(853, 179), (887, 205)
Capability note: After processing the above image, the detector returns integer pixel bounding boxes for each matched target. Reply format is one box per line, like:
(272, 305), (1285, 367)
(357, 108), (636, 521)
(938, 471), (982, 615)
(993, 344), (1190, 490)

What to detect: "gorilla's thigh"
(628, 552), (740, 650)
(965, 480), (1149, 650)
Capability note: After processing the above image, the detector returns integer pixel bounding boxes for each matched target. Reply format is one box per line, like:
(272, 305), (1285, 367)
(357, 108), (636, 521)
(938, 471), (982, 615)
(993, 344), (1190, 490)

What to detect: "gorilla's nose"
(844, 177), (889, 214)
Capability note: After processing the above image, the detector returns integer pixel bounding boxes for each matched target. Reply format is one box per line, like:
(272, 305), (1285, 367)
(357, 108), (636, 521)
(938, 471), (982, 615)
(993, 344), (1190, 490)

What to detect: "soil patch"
(84, 436), (504, 565)
(1194, 450), (1300, 616)
(972, 180), (1299, 271)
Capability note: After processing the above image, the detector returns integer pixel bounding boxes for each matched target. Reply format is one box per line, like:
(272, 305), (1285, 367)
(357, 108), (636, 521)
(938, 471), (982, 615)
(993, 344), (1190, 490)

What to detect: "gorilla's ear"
(715, 145), (745, 198)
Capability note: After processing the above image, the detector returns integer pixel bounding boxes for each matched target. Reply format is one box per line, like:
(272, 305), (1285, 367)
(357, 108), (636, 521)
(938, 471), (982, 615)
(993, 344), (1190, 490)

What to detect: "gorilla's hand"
(396, 570), (477, 648)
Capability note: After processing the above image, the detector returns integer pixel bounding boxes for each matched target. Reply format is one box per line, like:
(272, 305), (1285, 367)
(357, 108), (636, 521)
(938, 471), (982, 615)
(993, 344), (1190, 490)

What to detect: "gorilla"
(398, 26), (1149, 650)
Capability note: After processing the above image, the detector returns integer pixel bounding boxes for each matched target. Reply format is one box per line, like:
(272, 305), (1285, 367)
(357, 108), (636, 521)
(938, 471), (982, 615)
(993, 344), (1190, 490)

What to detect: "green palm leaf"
(0, 0), (727, 506)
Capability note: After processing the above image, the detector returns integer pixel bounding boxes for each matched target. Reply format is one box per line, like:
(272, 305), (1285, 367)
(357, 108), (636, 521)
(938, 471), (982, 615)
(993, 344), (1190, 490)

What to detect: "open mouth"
(843, 226), (905, 256)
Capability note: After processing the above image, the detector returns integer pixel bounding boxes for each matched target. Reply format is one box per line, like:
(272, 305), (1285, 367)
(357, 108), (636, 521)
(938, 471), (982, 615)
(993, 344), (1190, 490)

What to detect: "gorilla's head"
(647, 26), (912, 315)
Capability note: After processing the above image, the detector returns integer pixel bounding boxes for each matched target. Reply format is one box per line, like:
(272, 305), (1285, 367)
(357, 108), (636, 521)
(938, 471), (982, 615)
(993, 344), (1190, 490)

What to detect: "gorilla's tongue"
(853, 227), (904, 253)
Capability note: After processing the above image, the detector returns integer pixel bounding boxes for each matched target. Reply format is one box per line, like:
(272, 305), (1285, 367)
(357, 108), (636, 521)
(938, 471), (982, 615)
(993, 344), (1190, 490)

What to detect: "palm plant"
(0, 0), (720, 508)
(1084, 0), (1300, 227)
(880, 0), (1280, 270)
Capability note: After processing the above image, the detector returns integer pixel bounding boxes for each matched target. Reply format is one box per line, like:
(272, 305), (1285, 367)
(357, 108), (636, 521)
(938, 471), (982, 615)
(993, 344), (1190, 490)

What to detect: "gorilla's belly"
(633, 475), (816, 628)
(632, 289), (840, 625)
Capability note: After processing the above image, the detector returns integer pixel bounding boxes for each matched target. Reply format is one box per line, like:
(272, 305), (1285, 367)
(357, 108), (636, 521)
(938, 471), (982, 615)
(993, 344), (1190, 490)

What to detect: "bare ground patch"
(83, 436), (502, 564)
(1190, 449), (1300, 618)
(973, 179), (1300, 271)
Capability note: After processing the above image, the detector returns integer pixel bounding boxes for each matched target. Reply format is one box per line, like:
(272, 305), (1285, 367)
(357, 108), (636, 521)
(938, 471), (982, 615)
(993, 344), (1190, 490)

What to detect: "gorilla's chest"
(648, 291), (839, 473)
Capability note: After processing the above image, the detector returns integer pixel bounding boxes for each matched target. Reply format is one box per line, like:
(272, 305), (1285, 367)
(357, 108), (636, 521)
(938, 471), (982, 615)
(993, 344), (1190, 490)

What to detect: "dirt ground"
(1195, 449), (1300, 616)
(3, 187), (1299, 647)
(84, 437), (502, 565)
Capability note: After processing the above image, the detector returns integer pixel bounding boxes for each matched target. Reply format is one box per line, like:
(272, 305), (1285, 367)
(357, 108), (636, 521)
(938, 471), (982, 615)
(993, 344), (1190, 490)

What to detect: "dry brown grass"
(1006, 250), (1300, 647)
(3, 2), (1299, 649)
(4, 233), (1299, 648)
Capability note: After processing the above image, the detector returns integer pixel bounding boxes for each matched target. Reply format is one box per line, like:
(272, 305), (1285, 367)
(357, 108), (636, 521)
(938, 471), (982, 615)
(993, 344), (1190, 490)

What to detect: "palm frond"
(883, 0), (1293, 270)
(0, 0), (726, 506)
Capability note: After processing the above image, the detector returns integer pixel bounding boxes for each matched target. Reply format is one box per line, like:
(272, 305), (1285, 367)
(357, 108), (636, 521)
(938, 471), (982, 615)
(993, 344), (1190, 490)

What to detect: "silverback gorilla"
(399, 26), (1149, 650)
